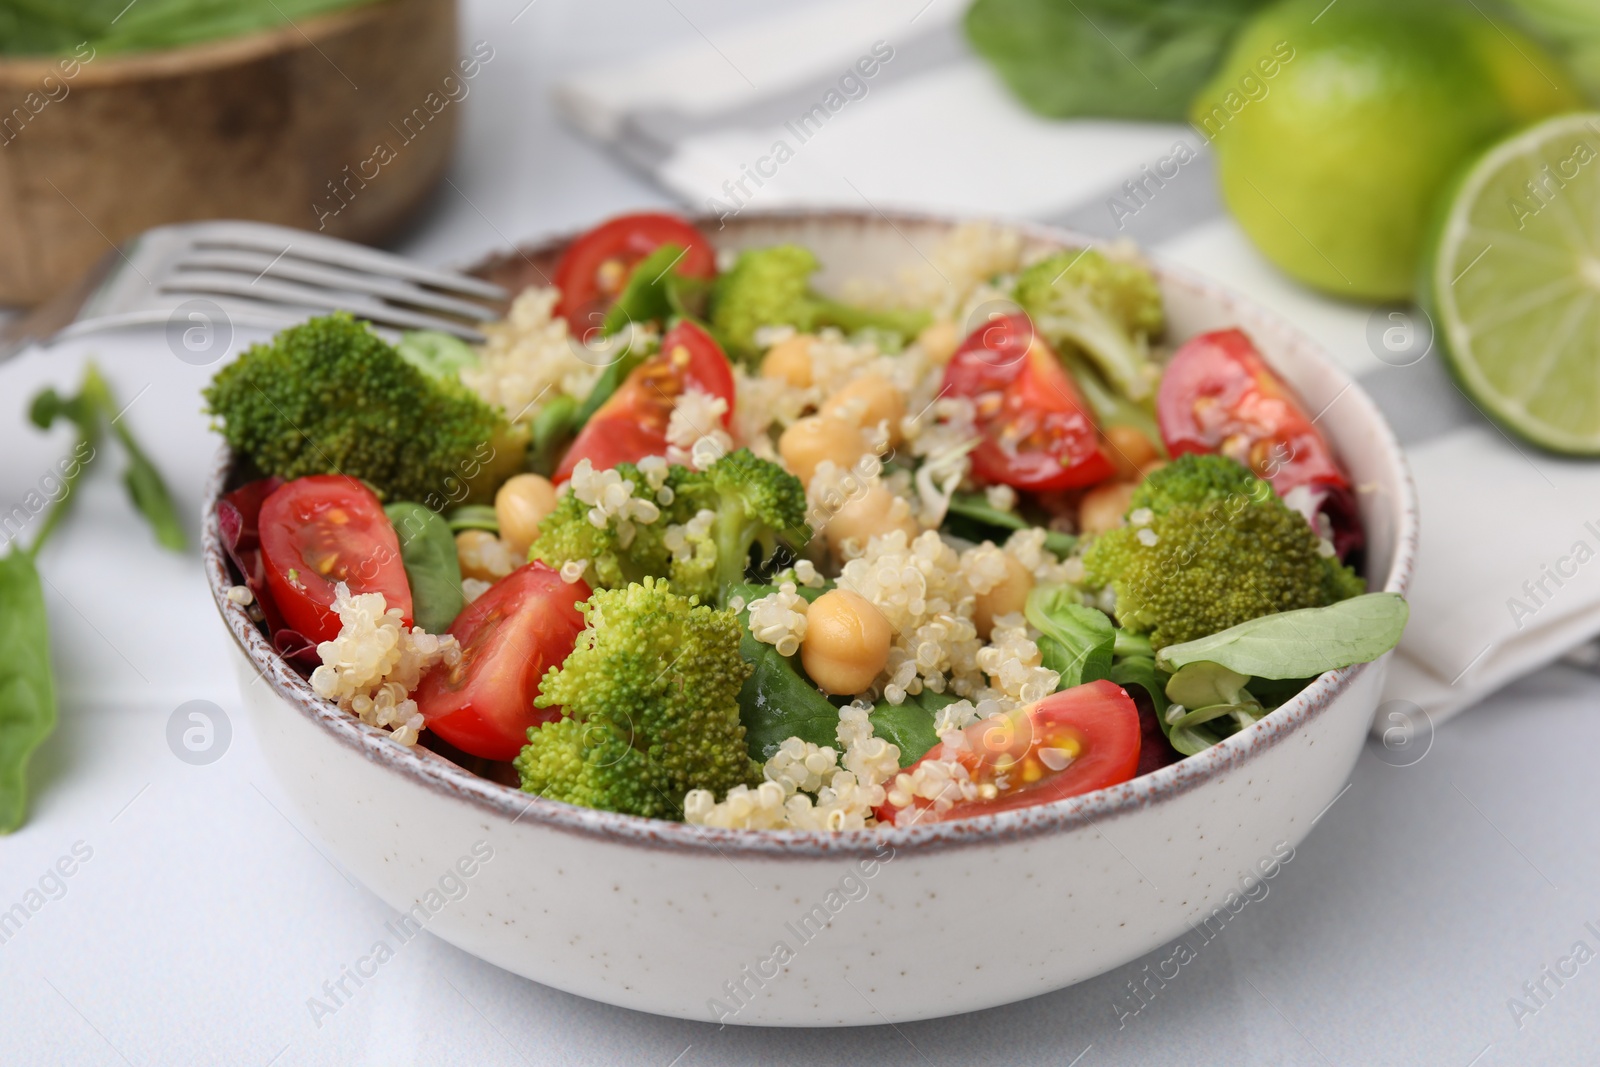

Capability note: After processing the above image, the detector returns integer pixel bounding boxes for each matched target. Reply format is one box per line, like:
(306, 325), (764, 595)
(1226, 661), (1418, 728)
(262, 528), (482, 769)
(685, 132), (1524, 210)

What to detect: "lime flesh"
(1429, 113), (1600, 454)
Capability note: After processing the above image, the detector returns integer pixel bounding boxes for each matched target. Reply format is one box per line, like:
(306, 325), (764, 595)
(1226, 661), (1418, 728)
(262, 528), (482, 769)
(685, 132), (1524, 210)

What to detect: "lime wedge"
(1427, 112), (1600, 454)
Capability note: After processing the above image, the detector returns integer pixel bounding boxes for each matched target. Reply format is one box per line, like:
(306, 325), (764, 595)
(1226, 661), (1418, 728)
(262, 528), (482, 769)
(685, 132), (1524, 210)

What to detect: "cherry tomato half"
(876, 679), (1141, 826)
(941, 313), (1115, 492)
(554, 212), (717, 337)
(1157, 329), (1349, 497)
(554, 320), (736, 483)
(414, 563), (591, 761)
(258, 475), (412, 644)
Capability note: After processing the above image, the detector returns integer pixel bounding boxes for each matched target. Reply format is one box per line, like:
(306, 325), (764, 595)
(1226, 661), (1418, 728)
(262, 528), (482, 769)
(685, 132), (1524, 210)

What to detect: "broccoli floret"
(530, 450), (807, 602)
(709, 244), (931, 361)
(675, 449), (810, 595)
(1014, 249), (1164, 401)
(203, 313), (524, 503)
(1082, 454), (1364, 648)
(515, 579), (760, 819)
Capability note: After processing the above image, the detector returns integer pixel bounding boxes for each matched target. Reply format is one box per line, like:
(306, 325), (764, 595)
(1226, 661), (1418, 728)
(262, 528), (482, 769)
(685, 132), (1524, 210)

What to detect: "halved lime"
(1427, 112), (1600, 453)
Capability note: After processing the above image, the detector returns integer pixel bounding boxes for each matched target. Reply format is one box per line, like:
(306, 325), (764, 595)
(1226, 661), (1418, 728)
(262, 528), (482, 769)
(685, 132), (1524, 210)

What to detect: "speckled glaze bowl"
(205, 211), (1418, 1026)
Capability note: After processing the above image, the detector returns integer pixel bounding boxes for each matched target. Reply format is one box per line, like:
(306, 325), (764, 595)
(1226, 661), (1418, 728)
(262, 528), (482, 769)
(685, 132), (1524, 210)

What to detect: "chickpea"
(1139, 458), (1168, 479)
(760, 333), (816, 388)
(495, 473), (559, 556)
(1104, 425), (1161, 481)
(973, 554), (1034, 639)
(916, 317), (961, 365)
(821, 373), (907, 444)
(779, 414), (867, 486)
(823, 483), (919, 558)
(801, 589), (893, 696)
(455, 529), (516, 582)
(1079, 481), (1138, 537)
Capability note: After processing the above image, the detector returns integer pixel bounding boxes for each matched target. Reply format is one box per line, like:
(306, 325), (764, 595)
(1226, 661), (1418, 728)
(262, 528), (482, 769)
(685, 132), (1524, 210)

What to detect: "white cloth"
(555, 4), (1600, 728)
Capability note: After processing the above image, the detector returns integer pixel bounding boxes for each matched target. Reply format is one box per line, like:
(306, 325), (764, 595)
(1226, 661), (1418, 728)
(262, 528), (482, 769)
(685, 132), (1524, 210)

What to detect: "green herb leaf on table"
(0, 551), (57, 834)
(1025, 584), (1114, 689)
(385, 502), (465, 635)
(1154, 592), (1409, 678)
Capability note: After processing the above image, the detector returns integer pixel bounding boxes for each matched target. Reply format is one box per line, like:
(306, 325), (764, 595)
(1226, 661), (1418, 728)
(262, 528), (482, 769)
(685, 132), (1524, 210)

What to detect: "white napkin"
(555, 4), (1600, 729)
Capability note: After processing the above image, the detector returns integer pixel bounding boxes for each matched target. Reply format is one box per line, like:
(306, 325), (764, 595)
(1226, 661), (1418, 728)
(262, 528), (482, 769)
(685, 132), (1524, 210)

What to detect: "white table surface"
(5, 2), (1599, 1064)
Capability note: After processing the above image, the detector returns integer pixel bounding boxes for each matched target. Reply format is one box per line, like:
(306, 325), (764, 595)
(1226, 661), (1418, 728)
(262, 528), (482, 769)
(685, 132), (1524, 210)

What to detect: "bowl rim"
(204, 207), (1420, 860)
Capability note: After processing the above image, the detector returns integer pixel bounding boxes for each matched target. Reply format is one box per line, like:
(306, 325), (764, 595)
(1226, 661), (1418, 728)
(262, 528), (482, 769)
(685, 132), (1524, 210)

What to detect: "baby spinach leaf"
(446, 504), (499, 534)
(1107, 655), (1169, 720)
(0, 551), (56, 834)
(965, 0), (1271, 121)
(1026, 585), (1114, 689)
(872, 690), (959, 767)
(1165, 661), (1252, 710)
(573, 338), (652, 426)
(603, 243), (688, 335)
(1155, 593), (1409, 679)
(943, 492), (1076, 556)
(385, 502), (465, 635)
(727, 583), (840, 760)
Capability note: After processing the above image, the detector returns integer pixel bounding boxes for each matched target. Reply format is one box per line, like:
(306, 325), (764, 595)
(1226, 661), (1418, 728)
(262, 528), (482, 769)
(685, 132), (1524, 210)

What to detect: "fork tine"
(183, 220), (510, 300)
(162, 271), (491, 340)
(174, 250), (499, 321)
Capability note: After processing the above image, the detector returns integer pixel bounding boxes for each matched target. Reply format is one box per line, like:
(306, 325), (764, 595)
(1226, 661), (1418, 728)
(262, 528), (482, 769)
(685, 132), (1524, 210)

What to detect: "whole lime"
(1194, 0), (1582, 300)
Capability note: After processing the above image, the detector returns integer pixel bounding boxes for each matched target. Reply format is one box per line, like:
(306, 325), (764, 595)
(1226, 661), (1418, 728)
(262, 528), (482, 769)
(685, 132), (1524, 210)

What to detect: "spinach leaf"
(384, 503), (465, 634)
(943, 492), (1076, 556)
(1108, 655), (1169, 720)
(871, 690), (959, 767)
(525, 394), (580, 477)
(602, 243), (688, 335)
(396, 330), (479, 380)
(1165, 661), (1251, 710)
(1155, 593), (1409, 679)
(445, 504), (499, 534)
(727, 583), (840, 760)
(1025, 585), (1114, 689)
(573, 338), (652, 427)
(965, 0), (1271, 121)
(0, 552), (56, 833)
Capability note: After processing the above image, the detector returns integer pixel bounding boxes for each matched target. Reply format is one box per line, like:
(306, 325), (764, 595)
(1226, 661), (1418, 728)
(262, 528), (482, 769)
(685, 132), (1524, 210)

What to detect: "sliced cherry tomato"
(1157, 329), (1361, 556)
(875, 680), (1140, 826)
(1157, 329), (1350, 495)
(941, 313), (1115, 491)
(554, 212), (717, 338)
(258, 475), (412, 645)
(553, 320), (736, 483)
(414, 563), (591, 761)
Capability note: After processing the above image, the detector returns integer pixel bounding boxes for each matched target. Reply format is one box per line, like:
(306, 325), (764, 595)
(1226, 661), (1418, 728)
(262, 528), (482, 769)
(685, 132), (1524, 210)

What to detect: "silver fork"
(0, 220), (508, 363)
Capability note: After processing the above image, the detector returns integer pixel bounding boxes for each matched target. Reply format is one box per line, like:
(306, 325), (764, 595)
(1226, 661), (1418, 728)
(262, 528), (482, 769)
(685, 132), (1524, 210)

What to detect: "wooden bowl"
(0, 0), (461, 306)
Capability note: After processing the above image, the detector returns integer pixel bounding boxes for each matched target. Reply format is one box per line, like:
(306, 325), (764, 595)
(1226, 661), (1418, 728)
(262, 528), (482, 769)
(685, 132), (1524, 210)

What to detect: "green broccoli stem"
(1112, 630), (1153, 659)
(813, 299), (931, 340)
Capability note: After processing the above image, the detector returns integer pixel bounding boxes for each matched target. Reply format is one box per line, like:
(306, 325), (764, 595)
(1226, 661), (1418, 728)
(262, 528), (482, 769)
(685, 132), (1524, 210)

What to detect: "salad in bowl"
(204, 210), (1407, 835)
(202, 210), (1414, 1023)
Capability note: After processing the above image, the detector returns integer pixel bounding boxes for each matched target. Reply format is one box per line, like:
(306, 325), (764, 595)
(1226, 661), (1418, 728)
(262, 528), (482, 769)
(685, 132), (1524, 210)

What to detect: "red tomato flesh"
(876, 679), (1141, 826)
(554, 320), (736, 483)
(414, 563), (591, 761)
(553, 212), (716, 338)
(1157, 329), (1349, 496)
(941, 313), (1115, 492)
(258, 475), (412, 644)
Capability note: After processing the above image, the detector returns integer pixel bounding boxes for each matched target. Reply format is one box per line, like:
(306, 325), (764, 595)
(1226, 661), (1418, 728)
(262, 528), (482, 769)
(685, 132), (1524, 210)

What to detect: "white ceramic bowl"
(205, 211), (1418, 1026)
